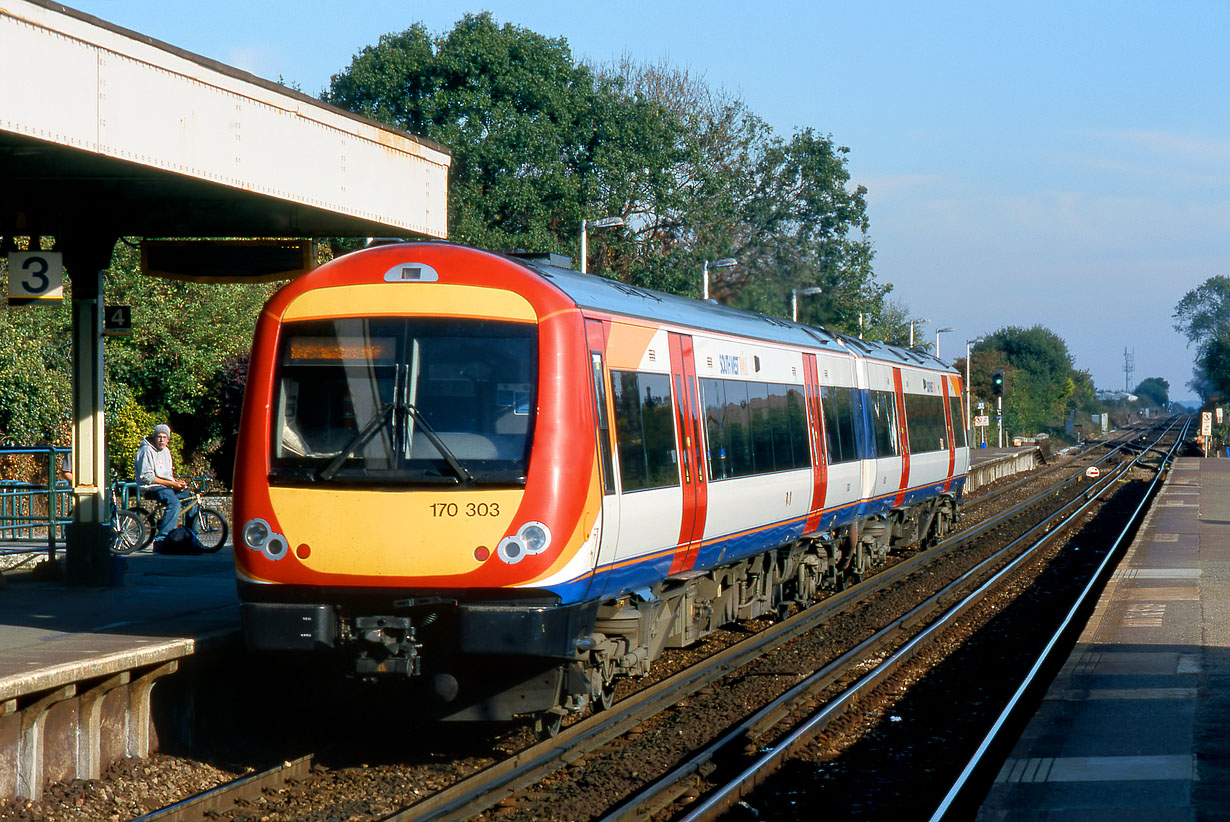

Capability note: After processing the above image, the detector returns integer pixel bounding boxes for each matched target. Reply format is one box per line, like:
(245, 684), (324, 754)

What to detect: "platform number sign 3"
(7, 251), (64, 305)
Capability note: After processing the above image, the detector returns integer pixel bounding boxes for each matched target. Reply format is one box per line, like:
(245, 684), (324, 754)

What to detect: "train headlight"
(497, 536), (526, 564)
(242, 517), (290, 561)
(242, 518), (272, 550)
(519, 522), (551, 555)
(496, 523), (552, 565)
(263, 534), (289, 561)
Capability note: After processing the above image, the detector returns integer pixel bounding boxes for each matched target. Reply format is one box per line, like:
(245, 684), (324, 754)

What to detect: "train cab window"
(820, 386), (858, 463)
(949, 396), (967, 448)
(868, 389), (900, 457)
(611, 371), (679, 492)
(270, 318), (536, 485)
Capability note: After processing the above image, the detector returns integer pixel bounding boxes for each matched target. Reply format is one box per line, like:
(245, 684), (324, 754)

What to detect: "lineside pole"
(65, 237), (115, 586)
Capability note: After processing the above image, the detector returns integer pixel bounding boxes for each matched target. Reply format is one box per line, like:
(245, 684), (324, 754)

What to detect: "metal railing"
(0, 445), (144, 562)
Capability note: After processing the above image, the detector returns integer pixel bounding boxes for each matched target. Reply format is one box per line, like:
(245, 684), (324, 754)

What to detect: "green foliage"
(964, 325), (1090, 438)
(326, 14), (611, 254)
(325, 16), (891, 337)
(102, 240), (275, 455)
(1133, 377), (1170, 408)
(107, 394), (184, 481)
(1174, 276), (1230, 401)
(199, 353), (250, 487)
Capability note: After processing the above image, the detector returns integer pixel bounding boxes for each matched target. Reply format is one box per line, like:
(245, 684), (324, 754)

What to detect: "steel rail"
(655, 422), (1178, 822)
(968, 418), (1168, 510)
(384, 426), (1172, 822)
(927, 417), (1190, 820)
(131, 754), (314, 822)
(609, 446), (1145, 821)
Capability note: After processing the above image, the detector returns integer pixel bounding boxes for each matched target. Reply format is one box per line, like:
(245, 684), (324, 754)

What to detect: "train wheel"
(533, 711), (563, 739)
(594, 680), (616, 712)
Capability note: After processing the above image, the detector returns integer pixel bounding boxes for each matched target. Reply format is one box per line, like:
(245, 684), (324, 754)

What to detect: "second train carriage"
(234, 243), (968, 725)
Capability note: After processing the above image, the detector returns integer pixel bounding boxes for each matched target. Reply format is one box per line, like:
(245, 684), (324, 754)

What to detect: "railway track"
(123, 419), (1185, 822)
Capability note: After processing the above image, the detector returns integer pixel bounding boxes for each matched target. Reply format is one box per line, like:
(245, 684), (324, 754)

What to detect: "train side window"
(611, 370), (679, 492)
(747, 382), (774, 473)
(723, 380), (753, 477)
(905, 394), (946, 452)
(869, 389), (900, 457)
(786, 387), (810, 468)
(701, 378), (729, 480)
(591, 353), (616, 494)
(949, 396), (967, 448)
(768, 384), (793, 470)
(820, 386), (858, 463)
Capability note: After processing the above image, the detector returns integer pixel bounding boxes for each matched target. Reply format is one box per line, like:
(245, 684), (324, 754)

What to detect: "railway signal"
(991, 369), (1005, 396)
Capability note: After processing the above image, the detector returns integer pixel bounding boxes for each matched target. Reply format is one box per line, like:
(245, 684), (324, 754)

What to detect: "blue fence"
(0, 445), (139, 561)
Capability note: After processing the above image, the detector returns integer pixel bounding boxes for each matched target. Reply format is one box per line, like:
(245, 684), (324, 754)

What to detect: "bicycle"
(131, 480), (229, 553)
(110, 486), (149, 554)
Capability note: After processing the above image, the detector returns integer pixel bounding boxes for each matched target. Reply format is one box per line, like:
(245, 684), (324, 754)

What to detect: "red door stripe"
(668, 333), (707, 574)
(803, 354), (827, 533)
(893, 368), (911, 507)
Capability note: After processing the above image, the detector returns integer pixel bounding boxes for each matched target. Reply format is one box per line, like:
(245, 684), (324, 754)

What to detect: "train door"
(892, 367), (912, 507)
(667, 332), (708, 574)
(941, 374), (959, 493)
(802, 353), (828, 533)
(584, 319), (620, 599)
(852, 359), (876, 508)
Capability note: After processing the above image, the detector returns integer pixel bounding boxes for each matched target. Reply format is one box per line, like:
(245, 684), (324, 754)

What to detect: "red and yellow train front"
(232, 244), (604, 697)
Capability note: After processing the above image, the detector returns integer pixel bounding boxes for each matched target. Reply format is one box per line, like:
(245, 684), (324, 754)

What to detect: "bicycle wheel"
(138, 509), (158, 549)
(111, 509), (147, 555)
(195, 508), (229, 552)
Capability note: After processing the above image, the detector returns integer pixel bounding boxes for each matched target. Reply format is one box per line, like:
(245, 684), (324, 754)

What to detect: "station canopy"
(0, 0), (451, 246)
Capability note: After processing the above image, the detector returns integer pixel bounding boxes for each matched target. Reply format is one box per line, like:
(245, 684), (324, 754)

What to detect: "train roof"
(509, 253), (955, 374)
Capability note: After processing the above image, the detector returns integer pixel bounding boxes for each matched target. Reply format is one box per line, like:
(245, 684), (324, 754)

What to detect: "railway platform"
(978, 455), (1230, 820)
(0, 548), (239, 800)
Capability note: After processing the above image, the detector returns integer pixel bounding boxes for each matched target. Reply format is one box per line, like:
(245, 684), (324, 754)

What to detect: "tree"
(1174, 276), (1230, 351)
(969, 326), (1082, 437)
(1133, 377), (1170, 408)
(326, 19), (896, 337)
(1174, 276), (1230, 401)
(325, 14), (677, 257)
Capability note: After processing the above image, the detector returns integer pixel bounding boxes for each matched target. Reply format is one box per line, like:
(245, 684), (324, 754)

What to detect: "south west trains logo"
(718, 354), (748, 376)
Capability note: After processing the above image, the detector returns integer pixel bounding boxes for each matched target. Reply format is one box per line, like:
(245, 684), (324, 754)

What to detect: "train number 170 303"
(431, 502), (501, 518)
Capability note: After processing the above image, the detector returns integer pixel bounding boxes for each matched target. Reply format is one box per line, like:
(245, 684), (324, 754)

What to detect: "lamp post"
(702, 258), (736, 301)
(580, 216), (624, 274)
(909, 318), (930, 347)
(965, 337), (984, 437)
(791, 286), (823, 322)
(935, 327), (954, 359)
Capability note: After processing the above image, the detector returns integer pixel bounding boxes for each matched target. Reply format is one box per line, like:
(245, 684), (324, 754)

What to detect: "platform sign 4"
(7, 251), (64, 305)
(103, 305), (132, 336)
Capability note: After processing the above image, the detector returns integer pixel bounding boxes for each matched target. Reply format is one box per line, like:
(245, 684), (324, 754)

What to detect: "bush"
(108, 396), (184, 481)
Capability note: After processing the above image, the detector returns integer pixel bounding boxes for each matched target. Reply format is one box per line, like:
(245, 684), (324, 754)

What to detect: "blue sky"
(67, 0), (1230, 402)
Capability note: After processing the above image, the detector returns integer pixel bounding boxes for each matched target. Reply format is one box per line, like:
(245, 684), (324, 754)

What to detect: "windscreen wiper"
(404, 403), (474, 484)
(318, 403), (395, 481)
(317, 401), (474, 485)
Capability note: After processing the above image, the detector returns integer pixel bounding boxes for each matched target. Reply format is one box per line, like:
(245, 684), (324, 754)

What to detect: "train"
(232, 242), (969, 730)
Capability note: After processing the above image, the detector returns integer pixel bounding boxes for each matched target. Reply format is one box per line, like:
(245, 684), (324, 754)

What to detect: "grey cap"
(153, 424), (171, 436)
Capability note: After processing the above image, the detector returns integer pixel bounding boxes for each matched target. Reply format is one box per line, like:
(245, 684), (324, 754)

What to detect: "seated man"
(134, 423), (199, 549)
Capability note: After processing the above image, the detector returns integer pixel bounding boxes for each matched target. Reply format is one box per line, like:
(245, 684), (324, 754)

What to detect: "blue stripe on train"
(540, 474), (965, 604)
